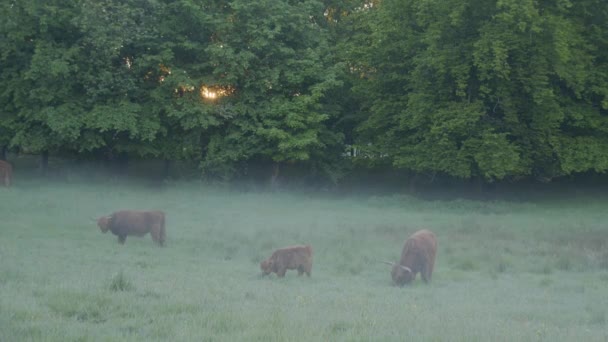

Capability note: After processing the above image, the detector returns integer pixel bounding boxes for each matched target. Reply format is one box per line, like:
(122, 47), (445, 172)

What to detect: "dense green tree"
(2, 0), (608, 184)
(196, 0), (345, 181)
(1, 0), (346, 182)
(75, 0), (168, 159)
(0, 0), (168, 160)
(0, 0), (82, 156)
(352, 0), (608, 181)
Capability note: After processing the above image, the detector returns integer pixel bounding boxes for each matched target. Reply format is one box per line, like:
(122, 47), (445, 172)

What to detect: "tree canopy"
(1, 0), (607, 183)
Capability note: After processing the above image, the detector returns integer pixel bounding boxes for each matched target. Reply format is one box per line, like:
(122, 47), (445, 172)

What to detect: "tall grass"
(1, 176), (607, 341)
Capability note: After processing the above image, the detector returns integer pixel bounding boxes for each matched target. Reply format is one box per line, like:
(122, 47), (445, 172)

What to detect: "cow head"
(381, 260), (413, 286)
(97, 216), (111, 233)
(260, 259), (274, 275)
(391, 264), (413, 286)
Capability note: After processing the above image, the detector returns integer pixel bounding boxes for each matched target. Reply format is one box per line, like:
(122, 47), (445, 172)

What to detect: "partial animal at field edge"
(0, 160), (13, 187)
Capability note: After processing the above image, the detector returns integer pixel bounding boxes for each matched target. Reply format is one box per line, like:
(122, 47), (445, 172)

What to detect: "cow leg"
(422, 254), (434, 283)
(428, 252), (435, 281)
(159, 225), (166, 246)
(153, 218), (166, 247)
(277, 267), (287, 277)
(118, 235), (127, 244)
(425, 266), (433, 282)
(297, 267), (304, 276)
(150, 225), (163, 246)
(421, 264), (430, 283)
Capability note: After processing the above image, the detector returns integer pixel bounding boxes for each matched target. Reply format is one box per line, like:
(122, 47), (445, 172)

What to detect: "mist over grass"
(1, 171), (608, 341)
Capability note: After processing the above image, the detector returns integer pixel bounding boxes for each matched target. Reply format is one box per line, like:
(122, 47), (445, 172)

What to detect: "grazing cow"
(0, 160), (12, 187)
(260, 245), (313, 277)
(384, 229), (437, 286)
(97, 210), (166, 246)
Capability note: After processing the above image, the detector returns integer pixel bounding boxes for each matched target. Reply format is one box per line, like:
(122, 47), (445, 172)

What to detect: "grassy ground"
(1, 176), (607, 341)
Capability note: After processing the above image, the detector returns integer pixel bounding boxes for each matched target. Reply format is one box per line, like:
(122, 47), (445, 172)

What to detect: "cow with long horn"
(386, 229), (437, 286)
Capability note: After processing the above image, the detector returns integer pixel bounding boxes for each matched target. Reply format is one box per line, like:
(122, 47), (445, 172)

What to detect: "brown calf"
(260, 245), (313, 277)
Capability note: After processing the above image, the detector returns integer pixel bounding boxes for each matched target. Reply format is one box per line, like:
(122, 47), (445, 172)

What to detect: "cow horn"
(380, 260), (396, 266)
(400, 265), (412, 273)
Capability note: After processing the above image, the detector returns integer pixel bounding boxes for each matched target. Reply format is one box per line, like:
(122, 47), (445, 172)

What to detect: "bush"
(109, 271), (134, 292)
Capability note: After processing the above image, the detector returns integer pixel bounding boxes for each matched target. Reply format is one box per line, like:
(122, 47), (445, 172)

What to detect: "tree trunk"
(116, 152), (129, 176)
(200, 133), (210, 160)
(163, 159), (171, 179)
(470, 177), (484, 199)
(270, 162), (280, 189)
(407, 172), (419, 194)
(40, 151), (49, 174)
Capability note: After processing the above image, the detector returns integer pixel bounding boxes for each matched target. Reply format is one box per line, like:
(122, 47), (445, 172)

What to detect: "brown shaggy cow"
(260, 245), (313, 277)
(0, 160), (12, 187)
(97, 210), (166, 246)
(385, 229), (437, 286)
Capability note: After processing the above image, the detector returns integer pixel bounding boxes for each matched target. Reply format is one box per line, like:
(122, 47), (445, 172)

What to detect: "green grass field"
(1, 177), (607, 341)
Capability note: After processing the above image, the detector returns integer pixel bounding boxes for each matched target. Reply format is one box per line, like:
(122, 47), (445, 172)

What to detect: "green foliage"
(195, 0), (345, 179)
(350, 0), (608, 180)
(1, 0), (608, 182)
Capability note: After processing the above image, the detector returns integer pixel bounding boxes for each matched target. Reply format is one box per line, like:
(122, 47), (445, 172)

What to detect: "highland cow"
(260, 245), (313, 277)
(97, 210), (166, 246)
(384, 229), (437, 286)
(0, 160), (12, 187)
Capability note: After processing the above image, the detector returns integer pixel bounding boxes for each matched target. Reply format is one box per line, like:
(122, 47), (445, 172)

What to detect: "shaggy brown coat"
(0, 160), (12, 187)
(391, 229), (437, 286)
(97, 210), (166, 246)
(260, 245), (313, 277)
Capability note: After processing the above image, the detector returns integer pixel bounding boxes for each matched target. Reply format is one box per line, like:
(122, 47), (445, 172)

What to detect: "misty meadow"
(1, 172), (607, 341)
(2, 0), (608, 340)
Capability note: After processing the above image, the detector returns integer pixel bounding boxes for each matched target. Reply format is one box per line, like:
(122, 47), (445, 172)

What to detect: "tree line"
(1, 0), (607, 184)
